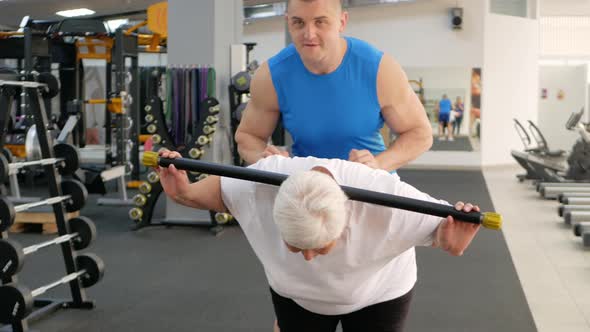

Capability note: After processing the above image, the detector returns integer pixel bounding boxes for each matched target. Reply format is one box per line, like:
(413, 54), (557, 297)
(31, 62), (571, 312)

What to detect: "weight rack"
(0, 81), (98, 332)
(128, 68), (233, 235)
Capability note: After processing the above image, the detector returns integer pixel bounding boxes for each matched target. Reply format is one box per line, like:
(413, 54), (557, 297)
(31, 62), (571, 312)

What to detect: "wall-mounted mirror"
(399, 66), (481, 153)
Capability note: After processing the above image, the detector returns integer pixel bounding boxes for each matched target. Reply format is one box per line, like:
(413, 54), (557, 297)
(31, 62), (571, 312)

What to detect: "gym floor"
(1, 167), (588, 332)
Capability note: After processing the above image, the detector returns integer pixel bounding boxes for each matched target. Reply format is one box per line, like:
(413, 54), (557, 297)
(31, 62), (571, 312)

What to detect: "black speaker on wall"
(450, 7), (463, 30)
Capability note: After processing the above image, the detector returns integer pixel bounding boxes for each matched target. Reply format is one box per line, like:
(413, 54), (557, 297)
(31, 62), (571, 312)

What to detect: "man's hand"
(155, 149), (190, 201)
(434, 201), (481, 256)
(349, 149), (380, 169)
(262, 145), (289, 158)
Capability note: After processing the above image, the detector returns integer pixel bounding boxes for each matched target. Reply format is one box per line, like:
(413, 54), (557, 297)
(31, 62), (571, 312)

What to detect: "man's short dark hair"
(286, 0), (344, 12)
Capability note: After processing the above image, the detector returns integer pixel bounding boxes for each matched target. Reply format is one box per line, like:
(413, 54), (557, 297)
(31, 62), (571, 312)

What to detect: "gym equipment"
(539, 185), (590, 200)
(0, 143), (79, 182)
(563, 211), (590, 225)
(511, 119), (566, 182)
(558, 192), (590, 203)
(36, 72), (60, 99)
(0, 253), (104, 324)
(0, 179), (88, 232)
(573, 221), (590, 236)
(215, 213), (234, 224)
(512, 109), (590, 182)
(558, 204), (590, 217)
(231, 71), (251, 93)
(0, 216), (96, 279)
(562, 196), (590, 205)
(234, 103), (246, 122)
(142, 151), (502, 230)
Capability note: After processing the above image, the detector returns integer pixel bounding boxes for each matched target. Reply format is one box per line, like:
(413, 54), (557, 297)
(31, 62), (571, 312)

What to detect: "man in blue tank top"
(437, 94), (454, 141)
(235, 0), (432, 173)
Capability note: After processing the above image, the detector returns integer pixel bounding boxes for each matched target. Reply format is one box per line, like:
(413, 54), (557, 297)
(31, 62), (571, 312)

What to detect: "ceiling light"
(56, 8), (95, 18)
(107, 19), (128, 32)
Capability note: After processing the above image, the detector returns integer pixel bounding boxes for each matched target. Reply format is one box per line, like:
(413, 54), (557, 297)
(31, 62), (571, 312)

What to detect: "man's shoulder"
(346, 36), (383, 61)
(268, 44), (299, 69)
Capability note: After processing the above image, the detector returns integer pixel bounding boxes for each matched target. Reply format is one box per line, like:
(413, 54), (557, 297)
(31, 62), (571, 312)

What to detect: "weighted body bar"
(0, 216), (97, 279)
(142, 152), (502, 230)
(0, 253), (104, 324)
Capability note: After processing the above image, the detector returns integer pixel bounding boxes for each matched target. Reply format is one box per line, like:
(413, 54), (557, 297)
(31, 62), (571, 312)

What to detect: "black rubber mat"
(0, 170), (536, 332)
(397, 169), (536, 332)
(431, 136), (474, 152)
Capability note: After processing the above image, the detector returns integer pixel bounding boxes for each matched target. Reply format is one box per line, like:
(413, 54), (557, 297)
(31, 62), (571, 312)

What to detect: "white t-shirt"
(220, 155), (447, 315)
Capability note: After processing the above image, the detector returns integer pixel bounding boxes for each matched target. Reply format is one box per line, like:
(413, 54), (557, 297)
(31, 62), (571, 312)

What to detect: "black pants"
(270, 287), (413, 332)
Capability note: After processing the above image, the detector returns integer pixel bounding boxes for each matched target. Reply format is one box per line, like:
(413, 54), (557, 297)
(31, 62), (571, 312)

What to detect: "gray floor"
(0, 169), (536, 332)
(484, 166), (590, 332)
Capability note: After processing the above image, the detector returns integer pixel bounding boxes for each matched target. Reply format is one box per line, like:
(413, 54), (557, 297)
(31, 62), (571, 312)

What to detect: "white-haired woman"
(157, 151), (480, 332)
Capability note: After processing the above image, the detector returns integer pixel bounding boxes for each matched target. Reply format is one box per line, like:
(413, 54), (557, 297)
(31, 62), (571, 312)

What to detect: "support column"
(169, 0), (243, 165)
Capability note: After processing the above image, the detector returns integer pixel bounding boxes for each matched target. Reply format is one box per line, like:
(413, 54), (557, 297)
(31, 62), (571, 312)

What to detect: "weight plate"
(133, 194), (146, 207)
(0, 196), (16, 232)
(128, 207), (143, 220)
(2, 147), (13, 163)
(75, 253), (105, 288)
(200, 97), (220, 114)
(138, 182), (152, 194)
(231, 71), (251, 92)
(25, 125), (41, 161)
(235, 103), (247, 122)
(0, 239), (24, 279)
(0, 284), (33, 324)
(69, 216), (97, 251)
(37, 72), (60, 99)
(0, 154), (8, 184)
(60, 179), (88, 212)
(53, 143), (80, 175)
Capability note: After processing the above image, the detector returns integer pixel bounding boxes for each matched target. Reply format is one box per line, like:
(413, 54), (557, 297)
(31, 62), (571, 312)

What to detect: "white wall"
(481, 13), (539, 165)
(243, 17), (284, 63)
(538, 65), (587, 151)
(343, 1), (485, 67)
(243, 0), (485, 68)
(541, 16), (590, 57)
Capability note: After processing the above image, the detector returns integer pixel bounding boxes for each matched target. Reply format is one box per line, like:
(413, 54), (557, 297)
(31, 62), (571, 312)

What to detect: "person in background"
(453, 96), (464, 136)
(438, 94), (453, 141)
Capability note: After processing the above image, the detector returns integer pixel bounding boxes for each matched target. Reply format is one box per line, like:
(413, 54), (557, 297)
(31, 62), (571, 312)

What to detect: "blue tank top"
(268, 37), (385, 160)
(439, 99), (452, 114)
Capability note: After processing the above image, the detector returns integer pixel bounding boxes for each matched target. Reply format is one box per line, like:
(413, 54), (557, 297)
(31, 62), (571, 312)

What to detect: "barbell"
(0, 179), (88, 232)
(0, 143), (79, 183)
(0, 253), (104, 324)
(0, 216), (96, 279)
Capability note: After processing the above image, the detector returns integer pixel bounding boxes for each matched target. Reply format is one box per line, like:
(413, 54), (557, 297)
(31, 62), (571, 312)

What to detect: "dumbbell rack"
(129, 94), (234, 234)
(0, 82), (95, 331)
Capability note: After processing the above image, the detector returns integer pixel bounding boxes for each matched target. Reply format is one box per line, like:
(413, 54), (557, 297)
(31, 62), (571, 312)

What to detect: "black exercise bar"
(142, 152), (502, 230)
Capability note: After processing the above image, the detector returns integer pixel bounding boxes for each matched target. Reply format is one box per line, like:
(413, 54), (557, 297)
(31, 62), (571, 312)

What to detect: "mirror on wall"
(382, 66), (481, 153)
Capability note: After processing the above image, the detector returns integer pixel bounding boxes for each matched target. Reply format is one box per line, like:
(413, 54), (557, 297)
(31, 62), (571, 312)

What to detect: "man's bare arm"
(375, 55), (433, 171)
(235, 62), (281, 165)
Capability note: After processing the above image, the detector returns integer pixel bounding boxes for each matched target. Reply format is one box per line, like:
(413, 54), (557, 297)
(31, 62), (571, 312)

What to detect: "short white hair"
(273, 169), (348, 249)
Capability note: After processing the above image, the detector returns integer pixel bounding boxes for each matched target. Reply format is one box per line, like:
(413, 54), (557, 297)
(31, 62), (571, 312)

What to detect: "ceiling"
(1, 0), (590, 29)
(0, 0), (161, 28)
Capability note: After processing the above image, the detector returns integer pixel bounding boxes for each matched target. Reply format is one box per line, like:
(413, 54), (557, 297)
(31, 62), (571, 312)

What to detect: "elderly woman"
(156, 151), (481, 332)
